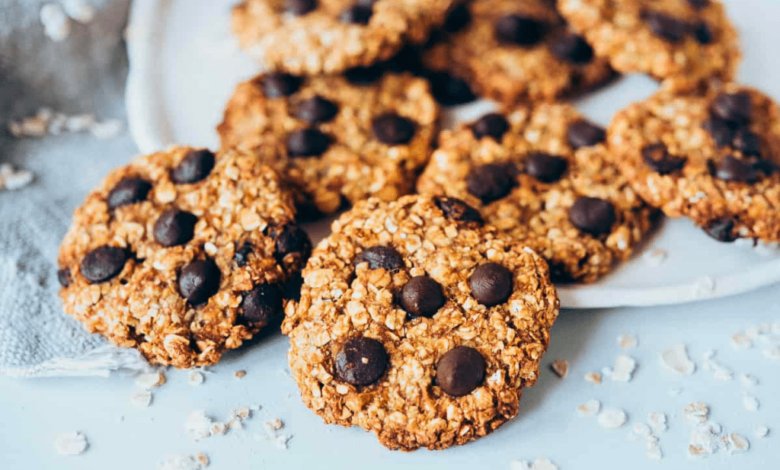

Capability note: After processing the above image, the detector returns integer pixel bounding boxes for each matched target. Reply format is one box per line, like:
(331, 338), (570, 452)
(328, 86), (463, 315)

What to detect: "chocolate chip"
(170, 149), (215, 185)
(494, 15), (547, 46)
(526, 153), (568, 183)
(711, 92), (753, 125)
(713, 155), (758, 183)
(436, 346), (486, 397)
(693, 21), (713, 44)
(371, 113), (416, 145)
(340, 4), (372, 24)
(344, 65), (384, 85)
(57, 268), (72, 288)
(295, 96), (339, 124)
(471, 113), (509, 141)
(444, 3), (471, 32)
(550, 33), (594, 64)
(642, 143), (686, 175)
(261, 73), (303, 98)
(178, 259), (221, 305)
(435, 197), (483, 224)
(287, 128), (330, 157)
(704, 217), (739, 243)
(153, 209), (197, 247)
(400, 276), (446, 318)
(282, 272), (304, 303)
(240, 283), (284, 325)
(733, 129), (762, 157)
(354, 246), (405, 271)
(335, 336), (388, 386)
(427, 72), (476, 106)
(80, 246), (128, 284)
(287, 0), (317, 16)
(274, 224), (312, 261)
(566, 120), (606, 149)
(686, 0), (710, 9)
(107, 178), (152, 209)
(384, 45), (423, 74)
(234, 243), (253, 267)
(702, 118), (735, 147)
(469, 263), (513, 307)
(465, 163), (516, 204)
(569, 197), (617, 236)
(643, 11), (688, 43)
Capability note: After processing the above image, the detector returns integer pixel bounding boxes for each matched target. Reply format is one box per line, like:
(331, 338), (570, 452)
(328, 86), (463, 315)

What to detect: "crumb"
(131, 390), (153, 408)
(642, 249), (667, 267)
(550, 360), (569, 379)
(683, 402), (709, 424)
(0, 164), (34, 191)
(730, 332), (753, 350)
(598, 408), (627, 429)
(755, 424), (769, 439)
(647, 412), (667, 433)
(136, 371), (166, 390)
(265, 419), (284, 431)
(188, 371), (205, 386)
(577, 400), (601, 418)
(604, 354), (636, 382)
(584, 372), (602, 384)
(275, 434), (292, 450)
(196, 452), (209, 467)
(53, 432), (88, 455)
(728, 433), (750, 453)
(617, 333), (638, 349)
(661, 344), (696, 375)
(234, 370), (247, 379)
(186, 411), (214, 441)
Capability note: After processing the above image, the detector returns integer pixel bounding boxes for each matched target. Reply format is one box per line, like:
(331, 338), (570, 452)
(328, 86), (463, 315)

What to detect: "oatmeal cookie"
(419, 0), (615, 105)
(609, 84), (780, 242)
(57, 147), (311, 368)
(417, 103), (657, 282)
(218, 71), (438, 217)
(558, 0), (740, 91)
(282, 195), (559, 451)
(231, 0), (455, 75)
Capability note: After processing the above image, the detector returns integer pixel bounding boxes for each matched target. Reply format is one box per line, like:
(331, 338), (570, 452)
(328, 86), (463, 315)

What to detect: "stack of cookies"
(56, 0), (780, 452)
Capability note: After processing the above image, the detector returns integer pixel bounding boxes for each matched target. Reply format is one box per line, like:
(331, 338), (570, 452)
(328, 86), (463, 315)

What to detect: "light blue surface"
(1, 284), (778, 469)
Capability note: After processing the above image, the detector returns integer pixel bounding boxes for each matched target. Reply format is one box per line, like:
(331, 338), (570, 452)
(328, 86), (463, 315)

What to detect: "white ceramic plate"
(125, 0), (780, 309)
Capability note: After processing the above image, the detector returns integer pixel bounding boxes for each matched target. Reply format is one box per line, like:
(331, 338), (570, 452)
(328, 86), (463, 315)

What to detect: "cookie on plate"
(609, 84), (780, 242)
(231, 0), (455, 75)
(558, 0), (740, 91)
(282, 195), (559, 451)
(57, 147), (311, 368)
(420, 0), (615, 104)
(417, 103), (657, 283)
(218, 71), (438, 217)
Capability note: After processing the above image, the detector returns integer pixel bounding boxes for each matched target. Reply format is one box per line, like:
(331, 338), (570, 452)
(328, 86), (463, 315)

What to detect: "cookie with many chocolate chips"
(57, 147), (310, 368)
(417, 103), (657, 282)
(282, 195), (559, 451)
(609, 85), (780, 242)
(218, 71), (438, 217)
(231, 0), (455, 75)
(558, 0), (740, 91)
(420, 0), (615, 104)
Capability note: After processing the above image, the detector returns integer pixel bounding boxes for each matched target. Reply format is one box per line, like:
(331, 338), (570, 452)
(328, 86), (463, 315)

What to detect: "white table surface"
(2, 284), (778, 469)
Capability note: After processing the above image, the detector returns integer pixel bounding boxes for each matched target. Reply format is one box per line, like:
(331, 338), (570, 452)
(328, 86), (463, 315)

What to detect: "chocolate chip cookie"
(57, 147), (311, 368)
(218, 71), (438, 217)
(231, 0), (455, 75)
(282, 195), (559, 451)
(420, 0), (615, 104)
(558, 0), (740, 91)
(417, 103), (657, 283)
(609, 85), (780, 242)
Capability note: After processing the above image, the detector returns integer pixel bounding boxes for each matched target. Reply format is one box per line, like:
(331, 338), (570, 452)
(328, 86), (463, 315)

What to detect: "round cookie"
(420, 0), (615, 104)
(609, 84), (780, 242)
(57, 147), (311, 368)
(417, 103), (657, 283)
(558, 0), (740, 91)
(282, 195), (559, 451)
(231, 0), (455, 75)
(218, 71), (438, 217)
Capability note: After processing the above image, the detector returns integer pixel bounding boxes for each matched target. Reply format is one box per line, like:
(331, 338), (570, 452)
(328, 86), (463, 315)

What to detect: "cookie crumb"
(53, 432), (88, 455)
(598, 408), (627, 429)
(136, 371), (166, 390)
(728, 433), (750, 453)
(131, 390), (153, 408)
(188, 371), (204, 386)
(265, 419), (284, 431)
(577, 400), (601, 417)
(661, 344), (696, 375)
(584, 372), (602, 384)
(550, 360), (569, 379)
(234, 370), (247, 379)
(617, 333), (637, 349)
(40, 4), (70, 42)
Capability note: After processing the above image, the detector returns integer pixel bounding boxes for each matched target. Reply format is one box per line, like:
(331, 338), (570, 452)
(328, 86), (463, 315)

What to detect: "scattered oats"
(730, 332), (753, 350)
(90, 119), (124, 140)
(648, 412), (667, 433)
(188, 371), (204, 386)
(131, 390), (153, 408)
(265, 419), (284, 431)
(739, 374), (758, 388)
(40, 4), (71, 42)
(550, 360), (569, 379)
(158, 454), (205, 470)
(755, 425), (769, 439)
(234, 370), (247, 379)
(701, 351), (733, 381)
(642, 248), (667, 267)
(63, 0), (96, 23)
(136, 371), (166, 390)
(53, 432), (88, 455)
(668, 388), (683, 397)
(743, 396), (759, 412)
(617, 333), (638, 349)
(683, 402), (709, 424)
(185, 411), (214, 441)
(0, 164), (34, 191)
(196, 452), (209, 467)
(604, 354), (636, 382)
(598, 408), (627, 429)
(210, 422), (228, 436)
(661, 344), (696, 375)
(687, 422), (725, 458)
(584, 372), (602, 384)
(728, 433), (749, 453)
(693, 276), (715, 298)
(577, 400), (601, 417)
(231, 407), (251, 421)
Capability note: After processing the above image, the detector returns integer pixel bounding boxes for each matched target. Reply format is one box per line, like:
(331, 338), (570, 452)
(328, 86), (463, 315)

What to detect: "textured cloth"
(0, 0), (150, 377)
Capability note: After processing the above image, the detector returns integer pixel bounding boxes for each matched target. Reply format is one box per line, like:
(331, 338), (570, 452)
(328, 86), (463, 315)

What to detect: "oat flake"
(661, 344), (696, 375)
(584, 372), (602, 384)
(598, 408), (627, 429)
(755, 425), (769, 439)
(728, 433), (749, 453)
(743, 396), (759, 412)
(131, 390), (152, 408)
(617, 333), (637, 349)
(683, 402), (709, 424)
(577, 400), (601, 417)
(53, 432), (88, 455)
(605, 354), (636, 382)
(648, 412), (667, 433)
(136, 371), (166, 390)
(188, 371), (205, 386)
